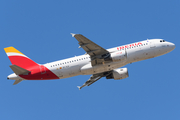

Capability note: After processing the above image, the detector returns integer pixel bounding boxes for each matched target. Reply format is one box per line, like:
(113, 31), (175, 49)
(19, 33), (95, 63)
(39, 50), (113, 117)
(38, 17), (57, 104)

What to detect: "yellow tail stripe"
(4, 47), (24, 55)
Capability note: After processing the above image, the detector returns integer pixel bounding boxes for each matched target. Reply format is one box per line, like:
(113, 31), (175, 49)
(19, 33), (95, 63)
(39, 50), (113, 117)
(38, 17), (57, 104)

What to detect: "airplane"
(4, 33), (175, 90)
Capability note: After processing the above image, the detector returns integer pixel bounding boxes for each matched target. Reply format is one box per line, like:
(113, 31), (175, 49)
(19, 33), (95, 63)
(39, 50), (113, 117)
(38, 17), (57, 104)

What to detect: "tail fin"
(4, 47), (39, 69)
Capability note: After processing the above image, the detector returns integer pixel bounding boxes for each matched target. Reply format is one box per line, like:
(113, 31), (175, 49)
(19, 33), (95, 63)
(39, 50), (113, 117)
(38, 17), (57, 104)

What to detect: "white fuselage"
(44, 39), (175, 79)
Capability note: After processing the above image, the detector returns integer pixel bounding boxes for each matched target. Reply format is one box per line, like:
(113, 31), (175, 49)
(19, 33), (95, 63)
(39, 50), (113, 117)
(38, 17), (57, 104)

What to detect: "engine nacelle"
(106, 68), (129, 80)
(104, 51), (127, 62)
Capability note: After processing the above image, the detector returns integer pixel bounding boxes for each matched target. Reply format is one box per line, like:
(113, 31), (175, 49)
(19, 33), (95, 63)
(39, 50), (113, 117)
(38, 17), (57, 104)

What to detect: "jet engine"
(106, 68), (129, 80)
(104, 50), (127, 62)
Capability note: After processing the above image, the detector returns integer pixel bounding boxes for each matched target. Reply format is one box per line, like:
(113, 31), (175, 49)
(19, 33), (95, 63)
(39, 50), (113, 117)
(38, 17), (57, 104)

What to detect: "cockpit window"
(160, 40), (166, 42)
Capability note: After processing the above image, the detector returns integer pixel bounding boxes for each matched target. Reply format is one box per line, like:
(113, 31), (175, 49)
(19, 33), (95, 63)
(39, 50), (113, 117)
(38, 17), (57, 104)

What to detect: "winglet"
(70, 33), (76, 37)
(77, 86), (81, 90)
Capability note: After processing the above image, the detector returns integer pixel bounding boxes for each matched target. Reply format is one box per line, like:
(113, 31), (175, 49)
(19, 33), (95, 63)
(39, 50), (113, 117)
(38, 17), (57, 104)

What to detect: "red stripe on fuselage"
(9, 56), (59, 80)
(19, 65), (59, 80)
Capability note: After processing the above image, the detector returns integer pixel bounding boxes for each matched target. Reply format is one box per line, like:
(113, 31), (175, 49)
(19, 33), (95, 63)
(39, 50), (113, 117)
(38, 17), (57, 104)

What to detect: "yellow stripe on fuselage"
(4, 47), (24, 55)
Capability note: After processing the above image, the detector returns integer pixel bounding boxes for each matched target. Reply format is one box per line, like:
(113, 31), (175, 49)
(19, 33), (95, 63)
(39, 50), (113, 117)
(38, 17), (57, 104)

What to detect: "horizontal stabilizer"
(9, 65), (30, 75)
(13, 80), (23, 85)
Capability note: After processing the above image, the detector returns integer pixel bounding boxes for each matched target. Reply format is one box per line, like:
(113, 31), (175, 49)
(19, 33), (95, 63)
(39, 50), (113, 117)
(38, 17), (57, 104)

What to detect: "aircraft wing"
(71, 33), (109, 66)
(77, 71), (112, 90)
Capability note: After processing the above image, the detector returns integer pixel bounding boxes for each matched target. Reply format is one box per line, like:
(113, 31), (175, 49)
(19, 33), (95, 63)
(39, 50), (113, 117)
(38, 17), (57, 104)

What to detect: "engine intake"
(106, 68), (129, 80)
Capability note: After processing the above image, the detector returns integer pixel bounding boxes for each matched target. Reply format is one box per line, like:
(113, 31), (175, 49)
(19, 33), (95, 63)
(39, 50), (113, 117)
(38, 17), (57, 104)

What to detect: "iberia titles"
(117, 42), (142, 50)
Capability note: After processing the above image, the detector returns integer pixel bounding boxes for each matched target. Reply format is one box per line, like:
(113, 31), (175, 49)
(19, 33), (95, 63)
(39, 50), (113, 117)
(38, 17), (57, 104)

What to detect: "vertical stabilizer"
(4, 47), (39, 69)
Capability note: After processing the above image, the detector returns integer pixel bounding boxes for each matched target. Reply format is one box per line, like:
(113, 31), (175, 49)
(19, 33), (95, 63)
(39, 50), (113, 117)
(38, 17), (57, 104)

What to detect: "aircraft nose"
(167, 42), (175, 52)
(169, 42), (176, 50)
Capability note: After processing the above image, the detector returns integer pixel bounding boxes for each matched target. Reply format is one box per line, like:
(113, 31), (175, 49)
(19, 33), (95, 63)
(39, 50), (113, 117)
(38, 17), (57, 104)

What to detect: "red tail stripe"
(8, 56), (39, 70)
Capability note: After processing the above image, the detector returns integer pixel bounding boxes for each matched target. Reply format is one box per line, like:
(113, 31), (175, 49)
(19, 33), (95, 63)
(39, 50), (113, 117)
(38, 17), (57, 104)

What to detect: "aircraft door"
(150, 42), (156, 48)
(40, 65), (46, 74)
(57, 67), (63, 77)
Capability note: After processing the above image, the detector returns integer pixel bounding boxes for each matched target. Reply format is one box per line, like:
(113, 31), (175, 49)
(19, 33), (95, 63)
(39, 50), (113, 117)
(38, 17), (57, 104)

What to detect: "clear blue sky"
(1, 0), (180, 120)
